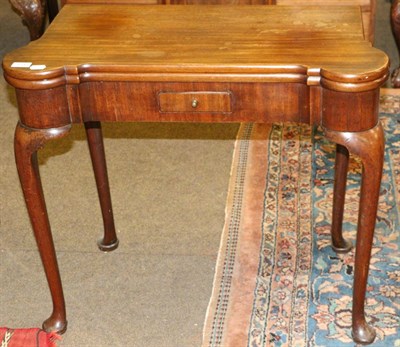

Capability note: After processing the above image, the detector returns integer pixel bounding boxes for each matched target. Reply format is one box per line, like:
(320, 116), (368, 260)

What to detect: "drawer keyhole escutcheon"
(158, 91), (232, 113)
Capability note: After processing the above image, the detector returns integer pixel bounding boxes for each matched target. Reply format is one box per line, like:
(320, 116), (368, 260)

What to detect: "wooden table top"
(3, 5), (389, 91)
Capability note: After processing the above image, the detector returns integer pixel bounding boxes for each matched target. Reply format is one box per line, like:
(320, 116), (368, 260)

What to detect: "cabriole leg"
(331, 144), (352, 253)
(14, 122), (71, 334)
(324, 122), (384, 345)
(84, 121), (119, 252)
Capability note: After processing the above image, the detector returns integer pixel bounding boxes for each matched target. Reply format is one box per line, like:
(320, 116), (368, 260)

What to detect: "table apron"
(14, 81), (379, 132)
(79, 81), (311, 123)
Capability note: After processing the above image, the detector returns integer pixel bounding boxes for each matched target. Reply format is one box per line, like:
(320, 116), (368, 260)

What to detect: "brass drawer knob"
(191, 99), (198, 108)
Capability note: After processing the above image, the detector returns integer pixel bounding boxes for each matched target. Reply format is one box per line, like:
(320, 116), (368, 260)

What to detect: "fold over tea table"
(2, 4), (389, 344)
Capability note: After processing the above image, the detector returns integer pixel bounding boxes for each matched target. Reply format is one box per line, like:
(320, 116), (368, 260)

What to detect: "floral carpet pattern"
(203, 94), (400, 347)
(248, 123), (314, 347)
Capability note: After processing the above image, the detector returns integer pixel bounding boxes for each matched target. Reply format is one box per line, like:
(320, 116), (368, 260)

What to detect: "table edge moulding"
(2, 4), (389, 345)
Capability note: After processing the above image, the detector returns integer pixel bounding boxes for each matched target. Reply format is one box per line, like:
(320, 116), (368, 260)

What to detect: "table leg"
(324, 122), (384, 345)
(84, 121), (119, 252)
(14, 122), (71, 334)
(331, 144), (352, 253)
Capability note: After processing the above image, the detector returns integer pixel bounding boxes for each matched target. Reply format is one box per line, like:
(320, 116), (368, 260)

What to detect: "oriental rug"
(203, 90), (400, 347)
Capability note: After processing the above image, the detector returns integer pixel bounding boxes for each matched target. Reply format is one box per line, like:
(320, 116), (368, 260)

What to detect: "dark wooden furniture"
(392, 0), (400, 87)
(8, 0), (47, 40)
(3, 4), (389, 344)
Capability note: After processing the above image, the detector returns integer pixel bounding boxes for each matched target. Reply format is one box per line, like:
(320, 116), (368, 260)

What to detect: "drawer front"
(79, 82), (310, 124)
(158, 91), (232, 113)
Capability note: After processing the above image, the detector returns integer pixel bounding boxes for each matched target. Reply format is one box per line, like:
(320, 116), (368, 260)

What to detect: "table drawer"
(79, 82), (310, 123)
(158, 91), (232, 113)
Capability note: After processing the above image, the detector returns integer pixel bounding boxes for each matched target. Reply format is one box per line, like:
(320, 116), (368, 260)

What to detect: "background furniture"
(8, 0), (47, 40)
(392, 0), (400, 87)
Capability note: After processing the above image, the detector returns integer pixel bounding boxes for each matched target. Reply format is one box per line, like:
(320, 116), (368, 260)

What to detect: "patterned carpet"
(203, 92), (400, 347)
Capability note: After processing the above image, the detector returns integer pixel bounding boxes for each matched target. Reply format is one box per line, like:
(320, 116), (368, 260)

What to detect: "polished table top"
(3, 5), (388, 90)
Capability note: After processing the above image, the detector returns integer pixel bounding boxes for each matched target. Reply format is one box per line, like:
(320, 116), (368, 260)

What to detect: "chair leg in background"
(8, 0), (46, 40)
(391, 0), (400, 87)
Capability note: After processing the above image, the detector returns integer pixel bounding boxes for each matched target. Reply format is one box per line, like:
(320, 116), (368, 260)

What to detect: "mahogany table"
(2, 4), (389, 345)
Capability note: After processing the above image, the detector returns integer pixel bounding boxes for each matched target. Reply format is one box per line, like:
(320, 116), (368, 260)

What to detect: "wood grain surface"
(3, 5), (388, 90)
